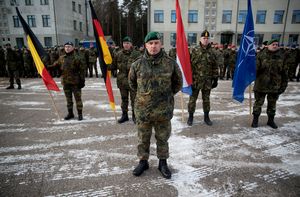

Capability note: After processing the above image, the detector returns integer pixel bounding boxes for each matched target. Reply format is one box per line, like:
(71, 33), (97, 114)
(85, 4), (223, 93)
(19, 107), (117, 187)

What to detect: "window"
(256, 10), (266, 24)
(289, 34), (299, 45)
(13, 15), (20, 27)
(205, 18), (209, 24)
(212, 2), (216, 8)
(188, 10), (198, 23)
(170, 33), (176, 47)
(27, 15), (36, 27)
(79, 21), (83, 31)
(254, 34), (264, 45)
(42, 15), (50, 27)
(44, 37), (52, 47)
(274, 10), (284, 24)
(238, 10), (247, 24)
(188, 33), (197, 46)
(78, 4), (82, 14)
(10, 0), (19, 6)
(159, 33), (164, 45)
(154, 10), (164, 23)
(211, 10), (216, 16)
(25, 0), (33, 5)
(205, 2), (210, 8)
(211, 25), (216, 31)
(171, 10), (176, 23)
(205, 10), (209, 16)
(72, 1), (76, 12)
(271, 34), (281, 41)
(40, 0), (49, 5)
(222, 10), (232, 23)
(73, 20), (77, 30)
(292, 10), (300, 24)
(16, 37), (24, 48)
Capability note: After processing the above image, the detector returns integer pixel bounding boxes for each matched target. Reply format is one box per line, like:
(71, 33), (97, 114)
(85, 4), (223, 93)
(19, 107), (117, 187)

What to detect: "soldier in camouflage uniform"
(88, 46), (98, 77)
(168, 47), (176, 60)
(52, 42), (85, 121)
(112, 36), (141, 123)
(251, 39), (288, 129)
(129, 32), (182, 179)
(22, 48), (33, 78)
(187, 30), (219, 126)
(78, 47), (89, 77)
(285, 45), (298, 81)
(229, 45), (237, 80)
(213, 44), (224, 79)
(5, 43), (21, 89)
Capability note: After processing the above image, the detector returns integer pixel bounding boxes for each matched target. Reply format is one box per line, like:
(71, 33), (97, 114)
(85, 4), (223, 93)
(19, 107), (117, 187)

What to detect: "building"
(149, 0), (300, 52)
(0, 0), (94, 48)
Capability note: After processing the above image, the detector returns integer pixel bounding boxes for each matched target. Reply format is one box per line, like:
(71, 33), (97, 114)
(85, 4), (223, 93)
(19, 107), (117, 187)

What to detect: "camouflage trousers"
(8, 69), (21, 86)
(63, 84), (83, 112)
(188, 86), (211, 113)
(119, 86), (136, 113)
(137, 120), (171, 160)
(253, 92), (279, 116)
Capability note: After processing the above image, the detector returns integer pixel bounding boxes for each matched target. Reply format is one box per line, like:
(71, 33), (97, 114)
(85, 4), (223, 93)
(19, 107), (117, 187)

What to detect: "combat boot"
(78, 109), (83, 121)
(132, 160), (149, 176)
(64, 109), (74, 120)
(158, 159), (171, 179)
(187, 112), (193, 126)
(251, 114), (259, 128)
(118, 111), (129, 123)
(204, 112), (212, 126)
(6, 85), (14, 89)
(267, 115), (278, 129)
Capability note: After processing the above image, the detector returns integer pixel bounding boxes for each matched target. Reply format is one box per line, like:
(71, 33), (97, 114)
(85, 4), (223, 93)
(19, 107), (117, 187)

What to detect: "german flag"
(16, 7), (59, 92)
(89, 1), (115, 110)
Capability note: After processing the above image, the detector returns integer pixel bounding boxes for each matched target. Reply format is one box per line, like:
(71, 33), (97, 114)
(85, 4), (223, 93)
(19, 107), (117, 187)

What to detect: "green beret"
(144, 31), (161, 43)
(267, 39), (279, 45)
(123, 36), (132, 43)
(201, 30), (210, 37)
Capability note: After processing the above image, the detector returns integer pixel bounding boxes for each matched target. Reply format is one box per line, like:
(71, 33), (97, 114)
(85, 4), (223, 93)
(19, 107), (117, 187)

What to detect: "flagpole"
(180, 92), (185, 122)
(47, 90), (61, 120)
(249, 84), (252, 126)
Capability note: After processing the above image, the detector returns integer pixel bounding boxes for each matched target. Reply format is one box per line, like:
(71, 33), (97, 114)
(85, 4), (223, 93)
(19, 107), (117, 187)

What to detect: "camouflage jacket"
(254, 49), (288, 93)
(190, 44), (218, 90)
(54, 51), (85, 86)
(129, 50), (182, 122)
(112, 48), (140, 89)
(88, 48), (97, 63)
(6, 48), (19, 71)
(22, 51), (33, 69)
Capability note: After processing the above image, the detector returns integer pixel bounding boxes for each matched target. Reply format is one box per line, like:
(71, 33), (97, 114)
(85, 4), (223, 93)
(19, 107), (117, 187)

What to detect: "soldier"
(88, 45), (98, 77)
(78, 47), (89, 77)
(52, 42), (85, 121)
(251, 39), (288, 129)
(187, 30), (219, 126)
(112, 36), (141, 123)
(5, 43), (21, 89)
(168, 46), (176, 60)
(129, 32), (182, 179)
(286, 44), (298, 81)
(229, 44), (237, 80)
(213, 44), (224, 80)
(22, 47), (33, 78)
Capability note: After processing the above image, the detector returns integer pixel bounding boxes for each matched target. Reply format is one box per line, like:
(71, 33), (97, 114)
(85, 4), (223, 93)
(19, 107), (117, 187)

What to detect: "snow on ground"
(0, 78), (299, 196)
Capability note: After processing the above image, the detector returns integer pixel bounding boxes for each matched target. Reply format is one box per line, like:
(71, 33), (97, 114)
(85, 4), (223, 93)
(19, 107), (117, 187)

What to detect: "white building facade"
(0, 0), (94, 48)
(149, 0), (300, 52)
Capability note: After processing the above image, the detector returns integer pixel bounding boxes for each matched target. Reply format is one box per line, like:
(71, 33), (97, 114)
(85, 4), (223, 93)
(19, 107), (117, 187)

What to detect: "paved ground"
(0, 77), (299, 197)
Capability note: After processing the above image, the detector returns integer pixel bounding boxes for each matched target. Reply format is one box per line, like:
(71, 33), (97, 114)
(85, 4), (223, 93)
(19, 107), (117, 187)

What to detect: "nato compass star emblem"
(241, 30), (256, 57)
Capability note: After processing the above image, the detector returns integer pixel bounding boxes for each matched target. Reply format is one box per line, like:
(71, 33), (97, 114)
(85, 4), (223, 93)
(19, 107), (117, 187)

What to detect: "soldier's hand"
(79, 80), (85, 89)
(212, 78), (218, 89)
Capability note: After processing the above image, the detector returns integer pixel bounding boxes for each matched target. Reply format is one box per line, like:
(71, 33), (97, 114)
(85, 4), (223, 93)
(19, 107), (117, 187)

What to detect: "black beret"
(64, 41), (74, 46)
(201, 30), (210, 37)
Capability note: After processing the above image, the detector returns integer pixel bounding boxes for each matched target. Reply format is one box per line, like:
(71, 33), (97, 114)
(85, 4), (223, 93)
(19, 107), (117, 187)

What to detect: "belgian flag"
(88, 1), (115, 111)
(16, 7), (60, 92)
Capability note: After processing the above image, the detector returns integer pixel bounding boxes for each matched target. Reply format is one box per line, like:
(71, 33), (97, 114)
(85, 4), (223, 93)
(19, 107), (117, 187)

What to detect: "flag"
(16, 7), (59, 92)
(176, 0), (193, 95)
(232, 0), (256, 102)
(89, 1), (115, 110)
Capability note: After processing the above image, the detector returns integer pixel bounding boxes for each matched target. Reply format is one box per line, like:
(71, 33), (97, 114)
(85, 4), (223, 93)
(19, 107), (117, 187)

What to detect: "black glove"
(212, 78), (218, 89)
(79, 80), (85, 89)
